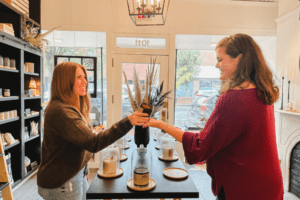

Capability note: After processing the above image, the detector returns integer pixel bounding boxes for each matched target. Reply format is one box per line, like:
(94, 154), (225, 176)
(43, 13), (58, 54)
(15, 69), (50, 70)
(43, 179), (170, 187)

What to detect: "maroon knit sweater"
(182, 88), (283, 200)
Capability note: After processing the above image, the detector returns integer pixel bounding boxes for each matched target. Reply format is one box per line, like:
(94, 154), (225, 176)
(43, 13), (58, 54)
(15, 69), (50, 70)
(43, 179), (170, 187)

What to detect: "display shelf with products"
(25, 134), (39, 143)
(0, 96), (19, 101)
(0, 0), (42, 189)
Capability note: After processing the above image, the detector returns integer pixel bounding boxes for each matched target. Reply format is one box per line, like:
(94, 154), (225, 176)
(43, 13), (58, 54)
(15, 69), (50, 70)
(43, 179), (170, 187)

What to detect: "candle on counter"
(103, 156), (117, 175)
(282, 66), (285, 77)
(162, 145), (173, 159)
(289, 67), (292, 81)
(134, 167), (149, 186)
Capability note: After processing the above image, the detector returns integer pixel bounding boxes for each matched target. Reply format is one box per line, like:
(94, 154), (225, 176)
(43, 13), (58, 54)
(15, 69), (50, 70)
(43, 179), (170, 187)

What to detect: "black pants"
(216, 186), (226, 200)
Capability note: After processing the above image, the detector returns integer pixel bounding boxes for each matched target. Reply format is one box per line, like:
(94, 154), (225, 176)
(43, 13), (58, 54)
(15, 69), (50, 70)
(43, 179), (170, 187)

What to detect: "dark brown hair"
(46, 62), (91, 124)
(216, 33), (279, 105)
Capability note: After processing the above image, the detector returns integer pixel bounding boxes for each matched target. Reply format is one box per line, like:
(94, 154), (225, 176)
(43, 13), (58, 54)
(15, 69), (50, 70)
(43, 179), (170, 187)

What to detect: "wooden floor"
(12, 165), (215, 200)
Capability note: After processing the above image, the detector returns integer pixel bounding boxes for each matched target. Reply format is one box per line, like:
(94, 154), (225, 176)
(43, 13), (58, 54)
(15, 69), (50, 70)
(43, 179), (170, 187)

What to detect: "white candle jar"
(160, 136), (175, 160)
(99, 145), (120, 175)
(131, 144), (152, 186)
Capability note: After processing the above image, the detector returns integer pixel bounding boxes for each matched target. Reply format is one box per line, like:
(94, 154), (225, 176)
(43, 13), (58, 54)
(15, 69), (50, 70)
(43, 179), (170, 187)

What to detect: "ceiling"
(179, 0), (278, 7)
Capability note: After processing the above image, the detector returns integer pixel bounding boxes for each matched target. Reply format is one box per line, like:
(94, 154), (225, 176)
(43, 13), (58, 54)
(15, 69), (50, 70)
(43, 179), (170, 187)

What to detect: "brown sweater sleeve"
(46, 103), (133, 153)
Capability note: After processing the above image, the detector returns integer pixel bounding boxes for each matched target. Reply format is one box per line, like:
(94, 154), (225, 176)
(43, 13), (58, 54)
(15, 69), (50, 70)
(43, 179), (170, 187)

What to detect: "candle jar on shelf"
(159, 136), (176, 160)
(0, 56), (3, 68)
(10, 59), (16, 70)
(3, 57), (10, 69)
(129, 144), (155, 188)
(98, 145), (123, 178)
(115, 136), (128, 161)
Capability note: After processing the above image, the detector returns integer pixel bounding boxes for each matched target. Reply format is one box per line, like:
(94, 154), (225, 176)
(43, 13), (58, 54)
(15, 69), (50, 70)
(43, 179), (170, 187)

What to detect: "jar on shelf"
(10, 59), (16, 70)
(0, 56), (3, 68)
(4, 89), (10, 97)
(159, 136), (176, 160)
(115, 136), (128, 161)
(98, 145), (122, 178)
(0, 112), (4, 120)
(24, 127), (29, 140)
(128, 144), (155, 189)
(9, 111), (14, 118)
(4, 111), (9, 119)
(3, 57), (10, 69)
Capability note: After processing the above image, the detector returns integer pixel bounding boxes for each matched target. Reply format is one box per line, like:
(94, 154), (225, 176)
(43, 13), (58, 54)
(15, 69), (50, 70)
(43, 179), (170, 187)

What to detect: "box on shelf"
(0, 23), (15, 36)
(11, 0), (29, 15)
(3, 0), (12, 4)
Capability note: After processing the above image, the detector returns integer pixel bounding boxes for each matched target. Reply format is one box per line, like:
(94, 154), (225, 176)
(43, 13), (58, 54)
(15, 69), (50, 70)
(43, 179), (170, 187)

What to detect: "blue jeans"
(38, 167), (88, 200)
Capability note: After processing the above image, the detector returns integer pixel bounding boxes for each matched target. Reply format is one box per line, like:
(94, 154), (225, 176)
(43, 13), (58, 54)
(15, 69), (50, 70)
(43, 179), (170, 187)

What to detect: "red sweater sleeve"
(182, 92), (248, 164)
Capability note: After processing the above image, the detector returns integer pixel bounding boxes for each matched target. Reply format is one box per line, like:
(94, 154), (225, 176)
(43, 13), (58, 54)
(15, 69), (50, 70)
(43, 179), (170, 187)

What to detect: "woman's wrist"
(160, 121), (168, 133)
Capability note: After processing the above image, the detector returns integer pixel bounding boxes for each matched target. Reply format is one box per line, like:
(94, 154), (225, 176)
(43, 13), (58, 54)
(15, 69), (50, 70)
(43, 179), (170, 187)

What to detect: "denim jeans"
(38, 167), (88, 200)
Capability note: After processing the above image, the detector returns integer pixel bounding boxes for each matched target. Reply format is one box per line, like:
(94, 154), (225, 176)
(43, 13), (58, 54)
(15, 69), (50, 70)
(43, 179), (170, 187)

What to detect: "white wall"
(42, 0), (278, 126)
(278, 0), (300, 17)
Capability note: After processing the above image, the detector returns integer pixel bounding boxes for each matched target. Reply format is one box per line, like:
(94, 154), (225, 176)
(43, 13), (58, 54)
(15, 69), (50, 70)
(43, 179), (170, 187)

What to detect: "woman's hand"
(128, 111), (149, 126)
(142, 118), (165, 130)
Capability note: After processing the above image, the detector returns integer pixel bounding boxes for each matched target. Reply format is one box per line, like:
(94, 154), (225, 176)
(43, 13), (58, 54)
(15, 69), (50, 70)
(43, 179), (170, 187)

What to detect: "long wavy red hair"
(216, 33), (279, 105)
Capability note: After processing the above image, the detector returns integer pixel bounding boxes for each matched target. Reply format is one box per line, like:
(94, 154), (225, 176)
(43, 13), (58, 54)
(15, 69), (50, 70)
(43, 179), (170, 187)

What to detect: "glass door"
(112, 54), (169, 123)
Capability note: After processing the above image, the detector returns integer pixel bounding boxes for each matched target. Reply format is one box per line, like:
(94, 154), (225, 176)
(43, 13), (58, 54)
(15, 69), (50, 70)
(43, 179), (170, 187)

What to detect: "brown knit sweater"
(37, 100), (133, 188)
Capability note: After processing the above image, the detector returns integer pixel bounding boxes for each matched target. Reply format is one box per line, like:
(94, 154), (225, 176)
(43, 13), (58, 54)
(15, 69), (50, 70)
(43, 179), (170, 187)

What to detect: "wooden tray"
(158, 154), (179, 162)
(98, 167), (123, 178)
(127, 178), (156, 191)
(163, 167), (188, 179)
(120, 154), (128, 162)
(125, 144), (130, 149)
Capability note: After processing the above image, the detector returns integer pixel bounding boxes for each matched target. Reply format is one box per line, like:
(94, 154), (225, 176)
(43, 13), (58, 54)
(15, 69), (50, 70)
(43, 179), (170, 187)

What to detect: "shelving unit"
(0, 0), (42, 191)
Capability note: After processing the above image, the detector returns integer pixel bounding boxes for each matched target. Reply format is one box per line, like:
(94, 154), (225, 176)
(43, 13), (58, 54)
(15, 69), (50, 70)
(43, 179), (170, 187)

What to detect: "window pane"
(174, 50), (220, 130)
(70, 58), (82, 64)
(57, 57), (68, 64)
(84, 58), (94, 69)
(87, 71), (94, 82)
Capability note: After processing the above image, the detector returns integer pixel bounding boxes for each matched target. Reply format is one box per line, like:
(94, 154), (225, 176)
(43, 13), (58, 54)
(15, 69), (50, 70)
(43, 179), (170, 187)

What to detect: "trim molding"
(275, 7), (300, 23)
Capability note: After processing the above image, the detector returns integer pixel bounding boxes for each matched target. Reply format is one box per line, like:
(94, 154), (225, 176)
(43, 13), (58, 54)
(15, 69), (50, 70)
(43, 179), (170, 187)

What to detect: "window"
(174, 49), (220, 130)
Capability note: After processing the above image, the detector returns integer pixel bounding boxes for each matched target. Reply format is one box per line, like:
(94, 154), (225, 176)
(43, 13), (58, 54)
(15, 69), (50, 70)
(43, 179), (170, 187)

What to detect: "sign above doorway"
(116, 37), (166, 49)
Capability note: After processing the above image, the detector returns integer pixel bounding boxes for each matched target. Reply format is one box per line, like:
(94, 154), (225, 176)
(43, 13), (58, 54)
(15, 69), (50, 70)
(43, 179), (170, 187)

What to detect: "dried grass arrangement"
(123, 57), (171, 118)
(22, 13), (61, 50)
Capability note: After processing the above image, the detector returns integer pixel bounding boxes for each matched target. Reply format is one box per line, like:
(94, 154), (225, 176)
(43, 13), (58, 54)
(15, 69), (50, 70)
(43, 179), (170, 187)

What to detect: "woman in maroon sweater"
(143, 33), (284, 200)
